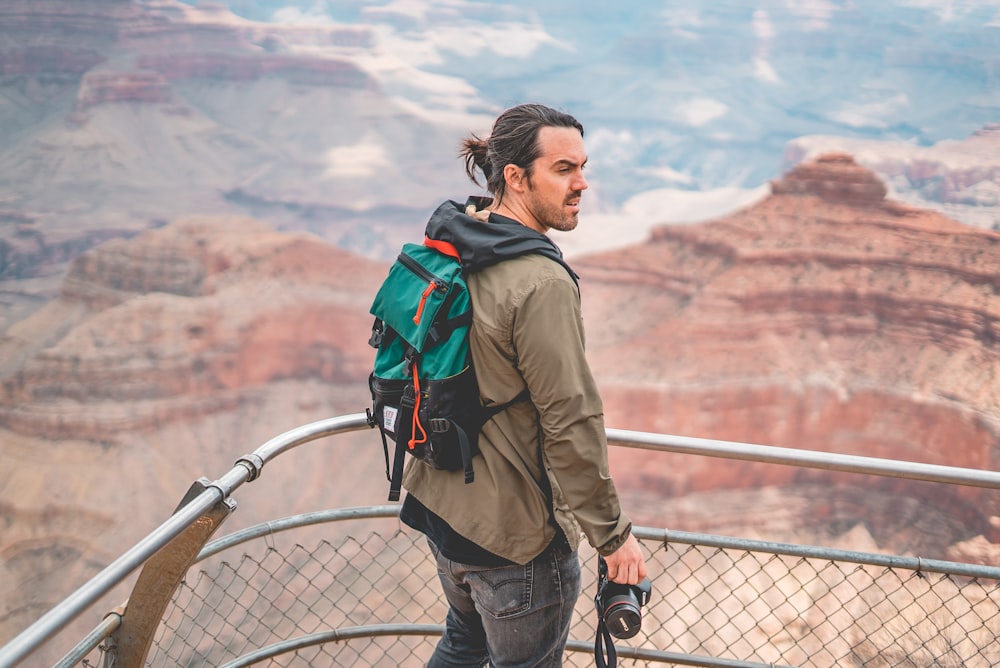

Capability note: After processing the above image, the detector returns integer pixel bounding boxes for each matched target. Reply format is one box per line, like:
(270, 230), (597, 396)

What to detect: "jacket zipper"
(399, 252), (448, 325)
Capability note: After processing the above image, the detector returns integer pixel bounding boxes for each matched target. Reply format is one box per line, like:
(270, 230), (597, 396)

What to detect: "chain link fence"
(72, 511), (996, 667)
(19, 417), (993, 668)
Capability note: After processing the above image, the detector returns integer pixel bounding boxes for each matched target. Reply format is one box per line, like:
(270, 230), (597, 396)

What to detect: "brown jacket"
(402, 251), (632, 564)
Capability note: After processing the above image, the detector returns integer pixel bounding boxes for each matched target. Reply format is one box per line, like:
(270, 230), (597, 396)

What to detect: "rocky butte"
(578, 154), (1000, 562)
(786, 124), (1000, 229)
(0, 0), (467, 334)
(2, 156), (1000, 649)
(0, 216), (390, 649)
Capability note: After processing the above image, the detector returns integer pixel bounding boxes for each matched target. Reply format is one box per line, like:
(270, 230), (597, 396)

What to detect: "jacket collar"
(423, 198), (578, 281)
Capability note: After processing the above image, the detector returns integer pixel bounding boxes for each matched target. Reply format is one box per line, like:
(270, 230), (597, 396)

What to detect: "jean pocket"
(467, 562), (533, 619)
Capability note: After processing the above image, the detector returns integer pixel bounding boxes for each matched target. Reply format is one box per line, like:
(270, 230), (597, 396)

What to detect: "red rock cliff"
(0, 217), (382, 440)
(577, 155), (1000, 554)
(0, 215), (390, 650)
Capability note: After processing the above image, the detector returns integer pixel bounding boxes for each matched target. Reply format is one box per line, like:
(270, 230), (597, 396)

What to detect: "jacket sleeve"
(511, 273), (632, 555)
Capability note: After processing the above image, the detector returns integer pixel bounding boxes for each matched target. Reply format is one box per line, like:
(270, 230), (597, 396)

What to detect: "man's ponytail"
(460, 135), (492, 187)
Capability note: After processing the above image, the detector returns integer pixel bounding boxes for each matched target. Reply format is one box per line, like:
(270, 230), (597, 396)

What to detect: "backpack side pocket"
(422, 365), (484, 477)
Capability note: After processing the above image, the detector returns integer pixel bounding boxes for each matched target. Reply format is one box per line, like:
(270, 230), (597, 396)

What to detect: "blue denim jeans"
(425, 537), (582, 668)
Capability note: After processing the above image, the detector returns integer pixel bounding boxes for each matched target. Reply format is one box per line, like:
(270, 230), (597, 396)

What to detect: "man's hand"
(603, 533), (647, 585)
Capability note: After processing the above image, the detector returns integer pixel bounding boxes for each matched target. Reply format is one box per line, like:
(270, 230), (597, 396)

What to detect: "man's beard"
(527, 188), (582, 233)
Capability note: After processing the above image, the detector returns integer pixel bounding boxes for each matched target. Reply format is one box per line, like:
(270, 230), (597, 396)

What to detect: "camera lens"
(603, 593), (642, 639)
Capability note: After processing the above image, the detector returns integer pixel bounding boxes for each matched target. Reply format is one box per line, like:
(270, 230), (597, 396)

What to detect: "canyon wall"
(786, 125), (1000, 229)
(577, 154), (1000, 558)
(3, 156), (1000, 652)
(0, 216), (390, 653)
(0, 0), (469, 336)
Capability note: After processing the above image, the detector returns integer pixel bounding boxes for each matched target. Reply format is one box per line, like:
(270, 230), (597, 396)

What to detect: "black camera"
(596, 557), (652, 639)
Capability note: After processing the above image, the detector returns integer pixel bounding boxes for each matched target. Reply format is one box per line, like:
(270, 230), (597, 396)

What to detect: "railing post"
(106, 478), (236, 668)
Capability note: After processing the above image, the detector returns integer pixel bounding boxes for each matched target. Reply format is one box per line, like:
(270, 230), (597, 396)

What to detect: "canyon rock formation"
(578, 154), (1000, 559)
(786, 125), (1000, 229)
(0, 0), (472, 334)
(4, 0), (999, 344)
(0, 216), (390, 652)
(3, 156), (1000, 652)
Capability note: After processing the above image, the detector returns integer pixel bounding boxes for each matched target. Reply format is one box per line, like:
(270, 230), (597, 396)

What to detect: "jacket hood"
(424, 198), (578, 280)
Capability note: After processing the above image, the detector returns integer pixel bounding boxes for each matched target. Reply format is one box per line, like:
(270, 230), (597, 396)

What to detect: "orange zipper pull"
(409, 366), (427, 449)
(413, 281), (436, 324)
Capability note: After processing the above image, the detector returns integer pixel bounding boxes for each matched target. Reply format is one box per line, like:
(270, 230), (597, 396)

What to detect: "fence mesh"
(106, 518), (1000, 668)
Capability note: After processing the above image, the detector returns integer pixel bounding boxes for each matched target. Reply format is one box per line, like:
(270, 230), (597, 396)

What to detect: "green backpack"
(367, 238), (526, 501)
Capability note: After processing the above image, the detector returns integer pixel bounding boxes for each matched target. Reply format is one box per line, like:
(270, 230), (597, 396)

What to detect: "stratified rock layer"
(577, 155), (1000, 554)
(1, 217), (381, 436)
(0, 0), (464, 335)
(0, 216), (390, 651)
(786, 125), (1000, 227)
(5, 156), (1000, 652)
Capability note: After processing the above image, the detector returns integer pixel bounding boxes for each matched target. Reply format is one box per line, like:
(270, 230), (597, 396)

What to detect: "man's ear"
(504, 164), (526, 193)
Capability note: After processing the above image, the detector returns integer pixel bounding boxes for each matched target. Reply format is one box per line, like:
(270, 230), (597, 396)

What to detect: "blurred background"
(1, 0), (999, 658)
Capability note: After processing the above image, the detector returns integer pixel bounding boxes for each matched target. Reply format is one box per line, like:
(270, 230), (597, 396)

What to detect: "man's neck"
(491, 200), (546, 235)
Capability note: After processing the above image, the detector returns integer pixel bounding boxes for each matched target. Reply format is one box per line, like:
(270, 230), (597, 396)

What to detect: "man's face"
(522, 126), (589, 234)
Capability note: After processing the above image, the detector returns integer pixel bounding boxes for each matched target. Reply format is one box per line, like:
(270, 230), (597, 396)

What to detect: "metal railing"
(0, 414), (370, 668)
(3, 413), (1000, 667)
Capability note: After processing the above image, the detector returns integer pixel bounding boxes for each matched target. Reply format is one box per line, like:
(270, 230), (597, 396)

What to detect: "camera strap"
(594, 558), (618, 668)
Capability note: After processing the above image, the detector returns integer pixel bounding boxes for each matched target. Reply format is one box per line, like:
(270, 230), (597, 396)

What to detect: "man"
(400, 103), (647, 667)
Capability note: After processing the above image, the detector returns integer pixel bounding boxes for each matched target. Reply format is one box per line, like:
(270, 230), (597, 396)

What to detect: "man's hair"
(460, 103), (584, 205)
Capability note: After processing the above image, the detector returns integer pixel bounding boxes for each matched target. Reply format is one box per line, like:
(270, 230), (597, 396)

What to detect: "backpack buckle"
(429, 418), (451, 433)
(368, 318), (384, 348)
(400, 385), (416, 409)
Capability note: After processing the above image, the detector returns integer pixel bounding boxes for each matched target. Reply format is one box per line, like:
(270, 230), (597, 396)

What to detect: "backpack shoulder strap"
(425, 295), (472, 348)
(482, 387), (530, 420)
